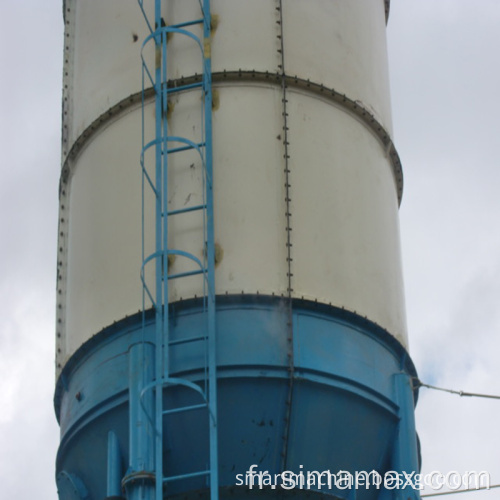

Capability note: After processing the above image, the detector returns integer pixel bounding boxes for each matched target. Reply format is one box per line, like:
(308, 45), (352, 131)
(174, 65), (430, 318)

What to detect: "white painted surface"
(282, 0), (393, 132)
(63, 109), (144, 359)
(58, 0), (407, 370)
(69, 1), (150, 147)
(65, 0), (392, 155)
(288, 90), (407, 345)
(211, 85), (289, 298)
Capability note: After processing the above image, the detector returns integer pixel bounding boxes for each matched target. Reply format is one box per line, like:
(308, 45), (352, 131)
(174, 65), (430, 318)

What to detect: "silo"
(55, 1), (420, 500)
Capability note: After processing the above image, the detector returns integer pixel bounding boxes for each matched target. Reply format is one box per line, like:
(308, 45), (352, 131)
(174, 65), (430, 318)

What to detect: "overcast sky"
(1, 1), (499, 499)
(388, 2), (500, 498)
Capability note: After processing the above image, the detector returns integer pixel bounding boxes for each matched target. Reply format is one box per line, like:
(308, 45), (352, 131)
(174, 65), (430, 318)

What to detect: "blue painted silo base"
(55, 295), (419, 500)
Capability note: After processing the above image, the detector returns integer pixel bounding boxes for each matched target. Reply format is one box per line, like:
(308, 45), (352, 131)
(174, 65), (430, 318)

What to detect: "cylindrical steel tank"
(55, 1), (419, 499)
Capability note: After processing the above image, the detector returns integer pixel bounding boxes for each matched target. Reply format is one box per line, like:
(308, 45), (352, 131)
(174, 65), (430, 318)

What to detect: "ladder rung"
(168, 269), (204, 280)
(163, 403), (207, 416)
(163, 470), (210, 483)
(169, 335), (207, 346)
(169, 18), (203, 29)
(137, 4), (218, 497)
(168, 142), (205, 154)
(168, 81), (204, 94)
(168, 204), (206, 216)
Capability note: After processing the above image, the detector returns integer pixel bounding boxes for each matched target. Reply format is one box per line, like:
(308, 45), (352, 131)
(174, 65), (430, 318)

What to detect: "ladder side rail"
(136, 2), (218, 497)
(201, 2), (219, 499)
(153, 3), (164, 499)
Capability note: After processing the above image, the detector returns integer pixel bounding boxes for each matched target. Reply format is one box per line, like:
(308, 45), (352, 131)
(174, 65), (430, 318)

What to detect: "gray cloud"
(389, 2), (500, 497)
(2, 1), (500, 498)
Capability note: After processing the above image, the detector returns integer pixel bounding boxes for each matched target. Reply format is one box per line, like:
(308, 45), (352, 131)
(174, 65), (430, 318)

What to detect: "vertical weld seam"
(57, 0), (76, 375)
(277, 0), (294, 473)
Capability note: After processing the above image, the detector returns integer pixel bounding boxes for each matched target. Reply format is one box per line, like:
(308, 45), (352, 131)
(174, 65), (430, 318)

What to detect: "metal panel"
(60, 87), (407, 369)
(283, 0), (394, 132)
(210, 0), (280, 73)
(55, 299), (417, 500)
(61, 85), (288, 365)
(64, 108), (144, 362)
(58, 0), (407, 367)
(65, 0), (392, 152)
(67, 1), (149, 149)
(287, 90), (408, 346)
(212, 85), (288, 297)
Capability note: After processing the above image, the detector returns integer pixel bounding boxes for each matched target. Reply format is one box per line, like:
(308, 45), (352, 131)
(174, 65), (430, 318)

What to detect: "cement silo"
(55, 1), (420, 499)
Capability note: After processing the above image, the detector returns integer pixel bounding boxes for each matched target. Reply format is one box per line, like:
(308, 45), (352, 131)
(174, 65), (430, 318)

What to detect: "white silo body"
(55, 2), (419, 500)
(57, 0), (406, 369)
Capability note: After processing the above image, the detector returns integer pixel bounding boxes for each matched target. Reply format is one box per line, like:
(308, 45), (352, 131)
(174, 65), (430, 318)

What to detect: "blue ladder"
(136, 2), (218, 499)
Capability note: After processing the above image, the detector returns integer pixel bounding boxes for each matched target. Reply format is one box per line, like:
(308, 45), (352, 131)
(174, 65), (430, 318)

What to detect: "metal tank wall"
(55, 1), (420, 500)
